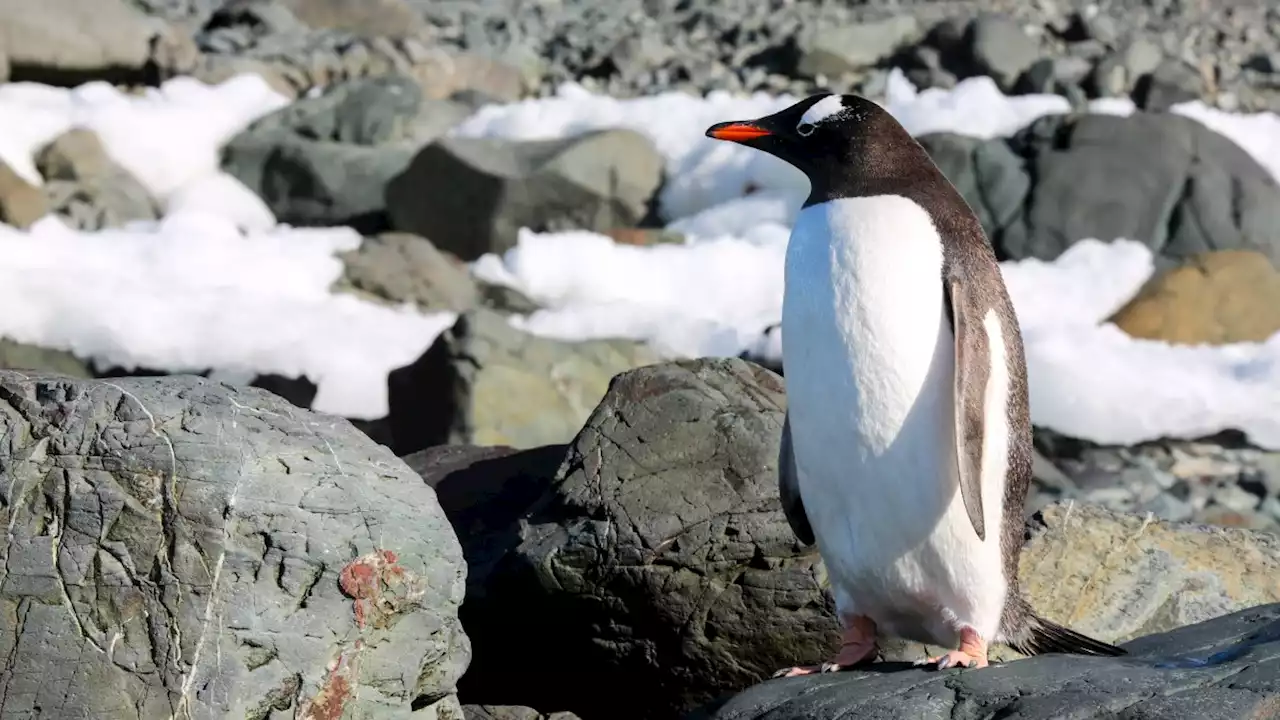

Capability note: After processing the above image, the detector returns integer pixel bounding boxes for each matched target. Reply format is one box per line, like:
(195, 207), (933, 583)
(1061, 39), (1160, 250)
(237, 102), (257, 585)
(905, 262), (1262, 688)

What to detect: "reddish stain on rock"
(298, 642), (363, 720)
(338, 549), (421, 630)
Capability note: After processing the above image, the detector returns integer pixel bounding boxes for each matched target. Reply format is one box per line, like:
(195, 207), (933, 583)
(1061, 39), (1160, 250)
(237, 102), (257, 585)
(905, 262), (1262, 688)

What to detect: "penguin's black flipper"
(778, 412), (815, 546)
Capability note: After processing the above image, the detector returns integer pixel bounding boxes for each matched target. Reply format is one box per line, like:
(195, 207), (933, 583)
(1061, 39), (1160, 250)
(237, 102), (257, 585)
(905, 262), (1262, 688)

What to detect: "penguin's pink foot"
(773, 614), (878, 678)
(914, 626), (989, 670)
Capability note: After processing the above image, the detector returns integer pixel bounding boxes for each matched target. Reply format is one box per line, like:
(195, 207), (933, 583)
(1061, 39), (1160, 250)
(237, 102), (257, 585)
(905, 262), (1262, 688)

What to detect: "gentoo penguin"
(706, 93), (1125, 675)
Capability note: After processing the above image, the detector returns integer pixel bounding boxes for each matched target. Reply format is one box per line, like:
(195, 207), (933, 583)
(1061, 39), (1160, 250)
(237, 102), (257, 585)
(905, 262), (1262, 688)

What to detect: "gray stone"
(0, 0), (197, 84)
(0, 371), (469, 718)
(1090, 36), (1166, 97)
(1258, 453), (1280, 496)
(220, 75), (471, 232)
(35, 129), (159, 231)
(965, 14), (1042, 90)
(450, 358), (837, 720)
(386, 309), (660, 455)
(334, 231), (480, 312)
(916, 132), (1030, 248)
(691, 603), (1280, 720)
(1136, 59), (1206, 111)
(386, 129), (664, 261)
(796, 16), (921, 77)
(0, 338), (91, 378)
(464, 706), (581, 720)
(278, 0), (429, 39)
(995, 113), (1280, 268)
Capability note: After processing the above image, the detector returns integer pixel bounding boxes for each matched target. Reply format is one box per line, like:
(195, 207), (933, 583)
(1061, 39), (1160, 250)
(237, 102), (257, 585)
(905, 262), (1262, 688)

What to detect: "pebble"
(1037, 439), (1280, 531)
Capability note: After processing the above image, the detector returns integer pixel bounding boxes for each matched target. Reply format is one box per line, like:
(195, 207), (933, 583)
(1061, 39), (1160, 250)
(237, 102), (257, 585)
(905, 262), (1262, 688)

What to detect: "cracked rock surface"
(0, 370), (469, 719)
(451, 357), (837, 720)
(692, 602), (1280, 720)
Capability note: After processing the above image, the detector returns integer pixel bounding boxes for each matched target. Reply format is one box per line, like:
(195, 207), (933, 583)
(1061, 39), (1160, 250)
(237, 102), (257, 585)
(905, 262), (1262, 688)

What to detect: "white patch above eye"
(799, 95), (846, 129)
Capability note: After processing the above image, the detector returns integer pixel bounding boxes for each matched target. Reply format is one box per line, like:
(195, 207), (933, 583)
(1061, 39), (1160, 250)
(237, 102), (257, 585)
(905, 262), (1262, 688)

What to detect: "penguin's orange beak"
(706, 121), (772, 142)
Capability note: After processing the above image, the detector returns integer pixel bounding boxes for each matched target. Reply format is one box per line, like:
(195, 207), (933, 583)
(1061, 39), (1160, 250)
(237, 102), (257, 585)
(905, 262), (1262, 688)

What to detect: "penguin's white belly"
(782, 195), (1007, 647)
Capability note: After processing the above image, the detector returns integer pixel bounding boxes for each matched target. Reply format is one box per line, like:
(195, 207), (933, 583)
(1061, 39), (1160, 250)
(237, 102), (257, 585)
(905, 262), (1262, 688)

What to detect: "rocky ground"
(1, 0), (1279, 718)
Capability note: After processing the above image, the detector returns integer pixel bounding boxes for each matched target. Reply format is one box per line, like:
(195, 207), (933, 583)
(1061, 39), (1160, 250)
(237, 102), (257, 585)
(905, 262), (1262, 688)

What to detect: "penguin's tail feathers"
(1013, 612), (1128, 657)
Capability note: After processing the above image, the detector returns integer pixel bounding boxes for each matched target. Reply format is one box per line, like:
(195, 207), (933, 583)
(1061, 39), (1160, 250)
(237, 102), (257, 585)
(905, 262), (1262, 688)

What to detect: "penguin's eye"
(796, 122), (816, 137)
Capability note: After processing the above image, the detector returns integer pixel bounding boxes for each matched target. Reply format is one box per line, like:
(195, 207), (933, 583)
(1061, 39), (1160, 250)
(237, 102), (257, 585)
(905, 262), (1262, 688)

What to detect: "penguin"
(706, 93), (1126, 676)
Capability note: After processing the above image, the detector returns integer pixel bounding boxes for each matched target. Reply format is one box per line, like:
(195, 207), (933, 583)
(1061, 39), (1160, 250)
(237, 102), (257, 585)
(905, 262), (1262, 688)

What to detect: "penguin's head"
(705, 93), (923, 195)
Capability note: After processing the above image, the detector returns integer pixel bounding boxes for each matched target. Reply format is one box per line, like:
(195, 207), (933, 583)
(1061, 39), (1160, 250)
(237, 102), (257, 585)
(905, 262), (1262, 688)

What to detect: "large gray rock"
(692, 602), (1280, 720)
(386, 129), (665, 261)
(0, 371), (469, 719)
(921, 112), (1280, 269)
(35, 129), (159, 231)
(386, 309), (659, 455)
(221, 74), (471, 232)
(334, 231), (480, 312)
(0, 0), (197, 84)
(447, 358), (837, 720)
(796, 16), (921, 78)
(964, 14), (1042, 91)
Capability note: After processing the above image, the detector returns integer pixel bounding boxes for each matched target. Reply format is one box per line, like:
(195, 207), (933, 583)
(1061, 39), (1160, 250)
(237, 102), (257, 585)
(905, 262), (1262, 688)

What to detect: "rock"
(994, 112), (1280, 267)
(453, 358), (839, 720)
(335, 231), (480, 312)
(0, 159), (49, 229)
(464, 706), (581, 720)
(387, 129), (664, 261)
(1089, 36), (1166, 98)
(693, 602), (1280, 720)
(796, 16), (921, 78)
(221, 75), (471, 232)
(191, 54), (299, 99)
(916, 132), (1030, 244)
(0, 338), (91, 377)
(34, 129), (159, 231)
(386, 309), (660, 456)
(0, 0), (197, 85)
(1017, 503), (1280, 643)
(1135, 58), (1207, 111)
(279, 0), (428, 39)
(964, 14), (1042, 90)
(404, 443), (567, 601)
(1108, 250), (1280, 345)
(0, 371), (469, 718)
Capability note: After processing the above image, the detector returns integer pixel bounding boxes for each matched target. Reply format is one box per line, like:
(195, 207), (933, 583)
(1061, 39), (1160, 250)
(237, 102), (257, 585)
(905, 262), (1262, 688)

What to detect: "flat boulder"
(0, 371), (469, 718)
(386, 129), (664, 261)
(387, 309), (659, 455)
(694, 602), (1280, 720)
(1108, 249), (1280, 345)
(334, 231), (481, 313)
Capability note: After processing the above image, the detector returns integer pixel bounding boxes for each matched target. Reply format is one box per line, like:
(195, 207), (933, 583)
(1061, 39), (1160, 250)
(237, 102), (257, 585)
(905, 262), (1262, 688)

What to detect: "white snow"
(1, 69), (1279, 447)
(0, 73), (289, 212)
(0, 214), (455, 418)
